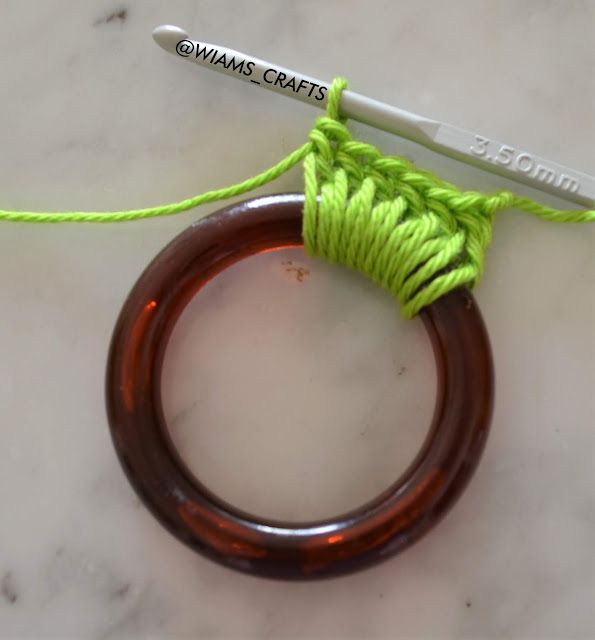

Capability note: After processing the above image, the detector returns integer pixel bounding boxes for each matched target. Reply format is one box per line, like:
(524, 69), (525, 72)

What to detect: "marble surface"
(0, 1), (594, 637)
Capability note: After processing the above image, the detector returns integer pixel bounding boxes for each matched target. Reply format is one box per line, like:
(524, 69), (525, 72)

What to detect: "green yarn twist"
(1, 78), (594, 317)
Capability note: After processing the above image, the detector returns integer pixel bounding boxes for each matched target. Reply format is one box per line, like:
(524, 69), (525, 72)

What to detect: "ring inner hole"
(161, 247), (436, 522)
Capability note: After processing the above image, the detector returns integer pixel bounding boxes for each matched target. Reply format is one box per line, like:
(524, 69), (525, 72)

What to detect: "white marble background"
(0, 1), (594, 638)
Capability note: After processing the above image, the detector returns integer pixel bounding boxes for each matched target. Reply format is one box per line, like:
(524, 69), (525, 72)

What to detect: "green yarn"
(303, 78), (595, 316)
(1, 77), (594, 316)
(0, 143), (311, 223)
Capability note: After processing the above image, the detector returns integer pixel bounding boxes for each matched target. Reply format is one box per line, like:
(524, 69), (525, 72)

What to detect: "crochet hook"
(153, 25), (595, 208)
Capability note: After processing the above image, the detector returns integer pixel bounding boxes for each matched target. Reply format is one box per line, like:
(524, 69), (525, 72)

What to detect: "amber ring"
(106, 194), (494, 580)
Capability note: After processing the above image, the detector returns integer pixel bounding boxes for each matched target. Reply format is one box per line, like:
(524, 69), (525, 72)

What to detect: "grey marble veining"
(0, 1), (594, 638)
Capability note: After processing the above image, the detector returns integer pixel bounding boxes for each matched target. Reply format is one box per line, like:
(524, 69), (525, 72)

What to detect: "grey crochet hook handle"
(153, 25), (595, 208)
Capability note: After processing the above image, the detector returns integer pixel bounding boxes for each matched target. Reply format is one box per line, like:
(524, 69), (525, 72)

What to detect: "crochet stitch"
(1, 78), (593, 316)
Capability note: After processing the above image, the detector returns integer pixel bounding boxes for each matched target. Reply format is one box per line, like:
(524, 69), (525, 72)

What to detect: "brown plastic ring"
(106, 194), (494, 580)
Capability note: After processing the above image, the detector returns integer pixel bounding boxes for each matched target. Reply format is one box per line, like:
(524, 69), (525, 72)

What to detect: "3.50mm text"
(470, 135), (580, 194)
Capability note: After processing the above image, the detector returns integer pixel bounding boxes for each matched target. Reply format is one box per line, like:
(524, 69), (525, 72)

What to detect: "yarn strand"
(0, 142), (311, 223)
(1, 77), (593, 316)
